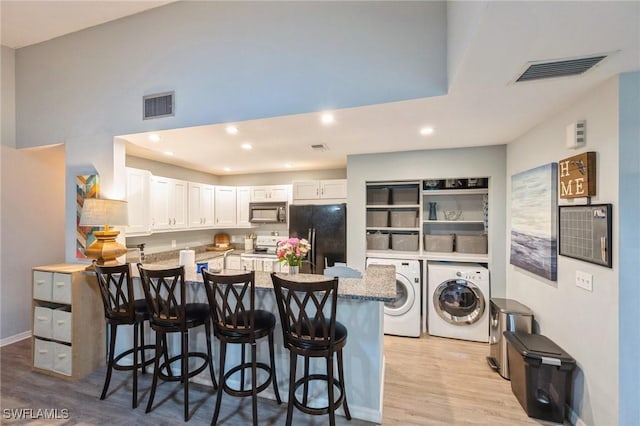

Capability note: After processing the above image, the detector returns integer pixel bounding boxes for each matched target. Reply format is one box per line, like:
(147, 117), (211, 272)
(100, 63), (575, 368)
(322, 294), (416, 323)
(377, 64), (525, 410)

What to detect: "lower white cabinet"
(32, 264), (105, 380)
(226, 255), (242, 270)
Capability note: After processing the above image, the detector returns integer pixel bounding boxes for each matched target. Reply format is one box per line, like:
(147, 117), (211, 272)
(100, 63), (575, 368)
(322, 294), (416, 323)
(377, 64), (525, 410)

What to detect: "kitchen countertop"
(136, 260), (396, 302)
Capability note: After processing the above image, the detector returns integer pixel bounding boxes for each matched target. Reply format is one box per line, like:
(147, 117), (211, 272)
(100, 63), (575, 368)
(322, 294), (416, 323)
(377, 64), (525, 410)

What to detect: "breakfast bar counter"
(129, 263), (395, 423)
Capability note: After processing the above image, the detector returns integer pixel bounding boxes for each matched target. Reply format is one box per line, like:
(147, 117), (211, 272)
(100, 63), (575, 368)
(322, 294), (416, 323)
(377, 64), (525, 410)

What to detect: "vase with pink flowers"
(276, 237), (310, 274)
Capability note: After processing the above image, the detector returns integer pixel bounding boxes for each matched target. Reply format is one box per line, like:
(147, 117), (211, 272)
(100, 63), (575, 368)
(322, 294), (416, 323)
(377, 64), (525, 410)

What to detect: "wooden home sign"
(559, 151), (596, 199)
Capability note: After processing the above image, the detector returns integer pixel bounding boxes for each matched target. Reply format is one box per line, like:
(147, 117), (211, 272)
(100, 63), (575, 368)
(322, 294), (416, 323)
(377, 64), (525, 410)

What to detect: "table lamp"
(79, 198), (129, 267)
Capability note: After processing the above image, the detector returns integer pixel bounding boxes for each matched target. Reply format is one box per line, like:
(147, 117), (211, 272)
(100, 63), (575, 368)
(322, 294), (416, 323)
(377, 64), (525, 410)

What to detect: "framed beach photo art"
(510, 163), (558, 281)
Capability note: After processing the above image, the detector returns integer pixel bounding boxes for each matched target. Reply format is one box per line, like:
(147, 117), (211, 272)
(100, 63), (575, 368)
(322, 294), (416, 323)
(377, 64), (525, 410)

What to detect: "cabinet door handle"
(56, 320), (66, 325)
(37, 316), (48, 321)
(57, 353), (67, 359)
(55, 282), (65, 287)
(38, 349), (49, 354)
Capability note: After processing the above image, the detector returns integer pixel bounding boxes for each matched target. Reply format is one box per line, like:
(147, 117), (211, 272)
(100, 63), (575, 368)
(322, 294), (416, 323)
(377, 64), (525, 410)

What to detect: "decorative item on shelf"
(443, 210), (463, 221)
(423, 180), (441, 190)
(79, 198), (128, 268)
(428, 202), (438, 220)
(276, 237), (310, 274)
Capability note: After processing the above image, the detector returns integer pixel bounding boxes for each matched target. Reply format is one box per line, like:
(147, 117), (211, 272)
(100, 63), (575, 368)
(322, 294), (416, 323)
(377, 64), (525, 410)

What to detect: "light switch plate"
(575, 270), (593, 291)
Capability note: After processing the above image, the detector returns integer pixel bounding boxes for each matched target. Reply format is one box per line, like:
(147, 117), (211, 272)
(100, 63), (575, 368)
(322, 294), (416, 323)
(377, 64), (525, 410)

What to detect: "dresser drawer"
(53, 343), (72, 376)
(51, 273), (72, 304)
(52, 307), (72, 343)
(34, 338), (54, 371)
(33, 306), (53, 339)
(33, 271), (53, 301)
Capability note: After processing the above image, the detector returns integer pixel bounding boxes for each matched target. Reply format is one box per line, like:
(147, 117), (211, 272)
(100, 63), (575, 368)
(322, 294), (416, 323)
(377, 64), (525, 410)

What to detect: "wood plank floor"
(0, 334), (550, 425)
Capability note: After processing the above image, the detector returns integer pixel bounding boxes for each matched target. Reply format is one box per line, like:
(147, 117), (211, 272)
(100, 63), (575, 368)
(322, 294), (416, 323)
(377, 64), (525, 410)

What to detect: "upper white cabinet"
(236, 186), (252, 227)
(188, 182), (214, 228)
(250, 185), (290, 202)
(150, 176), (188, 231)
(125, 167), (151, 236)
(293, 179), (347, 202)
(214, 186), (237, 226)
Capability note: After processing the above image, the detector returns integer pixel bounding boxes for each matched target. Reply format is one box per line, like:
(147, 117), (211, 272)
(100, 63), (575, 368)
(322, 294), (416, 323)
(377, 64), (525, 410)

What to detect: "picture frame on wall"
(510, 163), (558, 281)
(559, 204), (612, 268)
(76, 174), (100, 259)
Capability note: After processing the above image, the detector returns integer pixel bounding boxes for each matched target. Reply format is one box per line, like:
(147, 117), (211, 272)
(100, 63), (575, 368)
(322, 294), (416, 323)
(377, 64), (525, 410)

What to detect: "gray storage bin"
(391, 233), (419, 251)
(366, 188), (390, 205)
(390, 211), (417, 228)
(367, 233), (389, 250)
(366, 210), (389, 227)
(424, 234), (454, 252)
(456, 233), (488, 254)
(391, 187), (419, 205)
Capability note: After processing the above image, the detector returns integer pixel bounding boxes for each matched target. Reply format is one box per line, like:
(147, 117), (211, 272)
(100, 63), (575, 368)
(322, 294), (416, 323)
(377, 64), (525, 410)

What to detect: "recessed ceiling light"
(285, 163), (293, 168)
(163, 151), (174, 156)
(320, 113), (335, 125)
(223, 167), (231, 172)
(241, 143), (253, 150)
(148, 133), (161, 142)
(226, 125), (238, 135)
(420, 127), (434, 136)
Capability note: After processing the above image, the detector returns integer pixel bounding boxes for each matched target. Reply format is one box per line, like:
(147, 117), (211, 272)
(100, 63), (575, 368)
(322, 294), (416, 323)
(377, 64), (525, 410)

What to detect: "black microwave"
(249, 202), (287, 223)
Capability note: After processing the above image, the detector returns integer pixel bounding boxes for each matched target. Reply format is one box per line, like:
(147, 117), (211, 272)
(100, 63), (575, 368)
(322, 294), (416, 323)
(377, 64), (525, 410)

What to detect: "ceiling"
(3, 1), (639, 175)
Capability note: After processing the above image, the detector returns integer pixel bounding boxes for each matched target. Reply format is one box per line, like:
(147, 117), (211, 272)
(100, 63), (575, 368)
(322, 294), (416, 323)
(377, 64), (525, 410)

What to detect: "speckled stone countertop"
(136, 261), (396, 302)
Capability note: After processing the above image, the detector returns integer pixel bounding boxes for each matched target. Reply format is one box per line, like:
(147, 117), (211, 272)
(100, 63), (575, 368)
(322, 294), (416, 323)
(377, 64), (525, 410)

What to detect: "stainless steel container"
(487, 298), (533, 379)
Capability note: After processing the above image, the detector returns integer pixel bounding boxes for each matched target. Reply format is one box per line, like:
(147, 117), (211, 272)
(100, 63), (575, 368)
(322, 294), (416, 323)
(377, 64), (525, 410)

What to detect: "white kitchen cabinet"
(31, 264), (105, 380)
(214, 186), (237, 226)
(188, 182), (215, 228)
(125, 167), (151, 236)
(250, 185), (290, 202)
(151, 176), (188, 230)
(236, 186), (252, 227)
(293, 179), (347, 201)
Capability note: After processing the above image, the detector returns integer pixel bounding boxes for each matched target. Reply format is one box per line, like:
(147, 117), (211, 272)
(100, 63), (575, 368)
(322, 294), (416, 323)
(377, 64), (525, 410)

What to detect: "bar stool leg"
(268, 330), (282, 404)
(327, 354), (336, 426)
(132, 322), (139, 409)
(302, 357), (310, 405)
(337, 349), (351, 420)
(101, 323), (117, 400)
(240, 343), (246, 392)
(204, 319), (217, 389)
(211, 340), (227, 425)
(140, 321), (147, 374)
(251, 342), (258, 426)
(146, 333), (163, 413)
(182, 330), (189, 421)
(286, 353), (297, 426)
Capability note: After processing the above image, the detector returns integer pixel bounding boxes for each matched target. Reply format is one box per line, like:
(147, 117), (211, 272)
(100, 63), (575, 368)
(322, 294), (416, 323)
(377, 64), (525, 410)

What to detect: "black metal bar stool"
(270, 273), (351, 426)
(93, 263), (156, 408)
(137, 264), (217, 421)
(201, 270), (281, 425)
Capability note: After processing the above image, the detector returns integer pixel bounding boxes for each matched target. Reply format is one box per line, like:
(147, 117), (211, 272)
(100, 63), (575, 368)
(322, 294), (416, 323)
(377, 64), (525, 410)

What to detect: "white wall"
(618, 71), (640, 426)
(1, 144), (66, 342)
(1, 46), (16, 148)
(506, 77), (620, 426)
(346, 145), (507, 295)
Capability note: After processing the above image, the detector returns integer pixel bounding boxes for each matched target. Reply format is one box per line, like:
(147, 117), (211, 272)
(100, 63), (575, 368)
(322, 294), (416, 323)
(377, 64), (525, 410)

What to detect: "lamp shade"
(79, 198), (128, 227)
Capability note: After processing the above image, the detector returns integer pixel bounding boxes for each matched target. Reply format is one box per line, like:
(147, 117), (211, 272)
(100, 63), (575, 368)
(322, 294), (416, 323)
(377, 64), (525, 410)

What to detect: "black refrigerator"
(288, 203), (346, 274)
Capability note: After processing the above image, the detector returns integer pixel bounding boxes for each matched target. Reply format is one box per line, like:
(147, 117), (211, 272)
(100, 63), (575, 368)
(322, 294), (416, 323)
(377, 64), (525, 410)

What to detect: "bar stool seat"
(137, 264), (217, 422)
(201, 270), (281, 426)
(271, 273), (352, 426)
(94, 264), (156, 409)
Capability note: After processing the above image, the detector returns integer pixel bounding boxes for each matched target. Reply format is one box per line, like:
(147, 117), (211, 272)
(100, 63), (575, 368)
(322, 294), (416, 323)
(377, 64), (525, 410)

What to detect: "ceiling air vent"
(311, 143), (329, 151)
(143, 91), (174, 120)
(516, 55), (607, 83)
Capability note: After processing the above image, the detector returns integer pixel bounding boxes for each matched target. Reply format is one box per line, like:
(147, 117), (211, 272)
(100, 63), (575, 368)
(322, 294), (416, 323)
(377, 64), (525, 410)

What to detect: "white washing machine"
(427, 262), (489, 342)
(366, 258), (421, 338)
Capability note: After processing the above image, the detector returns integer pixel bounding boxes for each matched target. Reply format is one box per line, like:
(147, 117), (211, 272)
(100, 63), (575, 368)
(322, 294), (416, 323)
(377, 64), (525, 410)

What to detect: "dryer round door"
(384, 274), (415, 316)
(433, 278), (485, 325)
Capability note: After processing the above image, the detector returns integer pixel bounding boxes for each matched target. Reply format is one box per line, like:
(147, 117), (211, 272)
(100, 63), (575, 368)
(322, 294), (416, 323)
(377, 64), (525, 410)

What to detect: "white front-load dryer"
(366, 258), (421, 338)
(428, 262), (489, 342)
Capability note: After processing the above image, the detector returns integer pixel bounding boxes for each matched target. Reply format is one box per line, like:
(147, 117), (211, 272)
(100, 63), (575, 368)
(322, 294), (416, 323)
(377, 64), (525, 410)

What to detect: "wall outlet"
(171, 239), (177, 248)
(575, 270), (593, 291)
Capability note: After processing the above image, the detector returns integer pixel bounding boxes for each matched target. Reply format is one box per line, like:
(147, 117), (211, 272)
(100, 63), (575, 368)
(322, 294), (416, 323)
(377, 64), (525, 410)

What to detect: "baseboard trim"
(0, 331), (31, 347)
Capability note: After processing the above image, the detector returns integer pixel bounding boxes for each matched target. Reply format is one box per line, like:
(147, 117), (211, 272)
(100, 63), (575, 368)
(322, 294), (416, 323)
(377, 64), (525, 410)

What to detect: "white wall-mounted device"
(566, 120), (586, 149)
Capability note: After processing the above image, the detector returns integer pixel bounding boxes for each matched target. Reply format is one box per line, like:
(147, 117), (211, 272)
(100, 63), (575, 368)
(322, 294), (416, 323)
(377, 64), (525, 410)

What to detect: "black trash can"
(504, 331), (576, 423)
